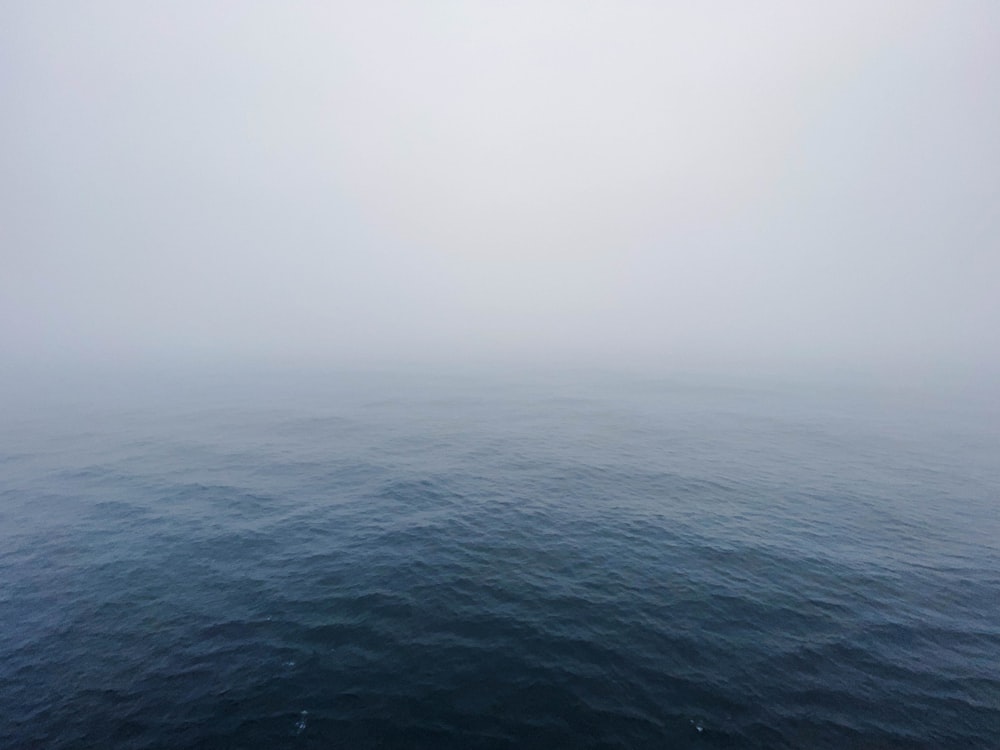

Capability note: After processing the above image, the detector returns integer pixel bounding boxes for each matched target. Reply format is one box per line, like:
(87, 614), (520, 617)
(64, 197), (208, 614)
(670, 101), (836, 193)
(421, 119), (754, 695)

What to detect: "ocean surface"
(2, 369), (998, 749)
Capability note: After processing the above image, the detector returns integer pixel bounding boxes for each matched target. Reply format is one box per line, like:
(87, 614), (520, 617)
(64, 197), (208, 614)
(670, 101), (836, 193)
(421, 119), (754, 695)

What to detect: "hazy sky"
(2, 2), (998, 379)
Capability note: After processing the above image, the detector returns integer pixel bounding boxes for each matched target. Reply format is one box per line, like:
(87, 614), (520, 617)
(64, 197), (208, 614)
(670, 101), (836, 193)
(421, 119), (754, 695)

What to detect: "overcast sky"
(2, 1), (998, 380)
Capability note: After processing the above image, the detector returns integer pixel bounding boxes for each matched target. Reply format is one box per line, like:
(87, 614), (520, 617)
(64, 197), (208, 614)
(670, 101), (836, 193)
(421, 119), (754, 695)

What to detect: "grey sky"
(2, 2), (998, 379)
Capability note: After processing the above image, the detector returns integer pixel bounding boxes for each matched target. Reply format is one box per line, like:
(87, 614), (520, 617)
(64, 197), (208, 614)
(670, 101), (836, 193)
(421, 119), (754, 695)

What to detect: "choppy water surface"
(2, 371), (998, 748)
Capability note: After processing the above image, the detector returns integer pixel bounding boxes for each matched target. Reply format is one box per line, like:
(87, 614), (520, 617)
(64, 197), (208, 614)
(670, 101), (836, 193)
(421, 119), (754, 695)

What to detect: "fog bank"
(3, 2), (998, 384)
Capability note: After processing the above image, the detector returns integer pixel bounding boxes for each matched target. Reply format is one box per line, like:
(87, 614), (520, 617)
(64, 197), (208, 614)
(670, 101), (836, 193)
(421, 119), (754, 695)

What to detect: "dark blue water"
(2, 370), (998, 748)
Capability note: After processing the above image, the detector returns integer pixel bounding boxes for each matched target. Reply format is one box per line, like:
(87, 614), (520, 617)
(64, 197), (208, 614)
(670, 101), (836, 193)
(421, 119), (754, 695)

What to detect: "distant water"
(2, 371), (998, 749)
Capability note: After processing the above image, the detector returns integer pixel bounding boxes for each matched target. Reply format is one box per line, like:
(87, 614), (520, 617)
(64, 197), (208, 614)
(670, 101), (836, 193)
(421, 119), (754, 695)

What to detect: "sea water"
(1, 369), (997, 748)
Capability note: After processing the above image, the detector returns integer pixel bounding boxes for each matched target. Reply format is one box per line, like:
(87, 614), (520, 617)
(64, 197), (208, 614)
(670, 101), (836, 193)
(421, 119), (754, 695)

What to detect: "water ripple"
(1, 379), (998, 748)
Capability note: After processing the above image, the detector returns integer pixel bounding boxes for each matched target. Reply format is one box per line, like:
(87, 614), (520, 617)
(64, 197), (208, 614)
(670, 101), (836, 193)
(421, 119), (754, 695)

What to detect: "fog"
(3, 2), (998, 385)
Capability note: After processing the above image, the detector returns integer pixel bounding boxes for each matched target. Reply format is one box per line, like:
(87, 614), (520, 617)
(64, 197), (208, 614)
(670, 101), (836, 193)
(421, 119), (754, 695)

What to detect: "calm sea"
(2, 369), (998, 748)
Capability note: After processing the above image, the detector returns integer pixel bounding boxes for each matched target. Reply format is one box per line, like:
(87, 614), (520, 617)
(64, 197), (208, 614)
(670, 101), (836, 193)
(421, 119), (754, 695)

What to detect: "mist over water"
(2, 3), (1000, 748)
(2, 2), (999, 379)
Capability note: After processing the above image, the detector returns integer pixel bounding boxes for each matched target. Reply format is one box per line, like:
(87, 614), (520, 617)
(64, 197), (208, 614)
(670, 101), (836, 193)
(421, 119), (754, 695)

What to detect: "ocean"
(2, 369), (998, 748)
